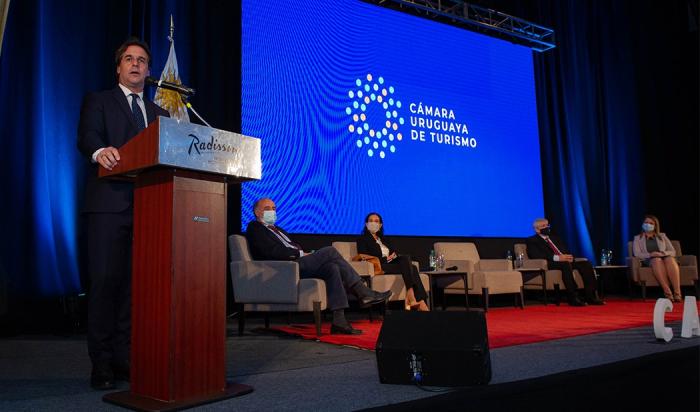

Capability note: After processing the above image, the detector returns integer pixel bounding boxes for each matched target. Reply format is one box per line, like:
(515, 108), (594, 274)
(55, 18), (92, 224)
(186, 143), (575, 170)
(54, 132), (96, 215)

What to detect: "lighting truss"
(366, 0), (556, 52)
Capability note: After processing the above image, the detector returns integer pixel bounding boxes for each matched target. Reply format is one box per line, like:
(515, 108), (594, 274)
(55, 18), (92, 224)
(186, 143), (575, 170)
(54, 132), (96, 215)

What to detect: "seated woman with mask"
(356, 212), (429, 311)
(632, 214), (681, 302)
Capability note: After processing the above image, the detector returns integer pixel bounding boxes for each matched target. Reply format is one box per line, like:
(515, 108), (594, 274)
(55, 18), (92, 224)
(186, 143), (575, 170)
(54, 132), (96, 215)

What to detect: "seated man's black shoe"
(112, 360), (130, 382)
(568, 297), (586, 307)
(586, 297), (605, 305)
(90, 365), (116, 390)
(330, 324), (363, 335)
(359, 290), (392, 307)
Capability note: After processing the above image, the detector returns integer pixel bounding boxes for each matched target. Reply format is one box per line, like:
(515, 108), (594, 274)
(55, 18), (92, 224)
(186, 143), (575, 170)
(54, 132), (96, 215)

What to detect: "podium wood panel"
(130, 169), (228, 401)
(99, 118), (258, 409)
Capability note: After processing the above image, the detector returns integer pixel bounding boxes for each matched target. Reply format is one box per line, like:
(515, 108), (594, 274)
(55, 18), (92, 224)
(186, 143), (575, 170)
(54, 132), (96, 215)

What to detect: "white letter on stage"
(653, 298), (673, 342)
(681, 296), (700, 338)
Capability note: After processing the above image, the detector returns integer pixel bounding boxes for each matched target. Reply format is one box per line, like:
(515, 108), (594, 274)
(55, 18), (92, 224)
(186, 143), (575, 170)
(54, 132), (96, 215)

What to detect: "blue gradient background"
(241, 0), (544, 237)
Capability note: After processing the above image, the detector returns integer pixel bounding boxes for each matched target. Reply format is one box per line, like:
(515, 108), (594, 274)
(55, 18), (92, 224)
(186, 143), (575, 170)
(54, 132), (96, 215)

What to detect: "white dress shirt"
(91, 84), (147, 162)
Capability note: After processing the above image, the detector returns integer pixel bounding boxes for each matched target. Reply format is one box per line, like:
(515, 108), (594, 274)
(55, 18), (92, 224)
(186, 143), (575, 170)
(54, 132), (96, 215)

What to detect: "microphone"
(146, 76), (195, 96)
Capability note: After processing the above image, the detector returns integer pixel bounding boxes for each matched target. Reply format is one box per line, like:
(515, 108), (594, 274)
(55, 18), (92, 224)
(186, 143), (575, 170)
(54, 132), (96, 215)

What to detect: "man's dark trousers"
(297, 246), (363, 311)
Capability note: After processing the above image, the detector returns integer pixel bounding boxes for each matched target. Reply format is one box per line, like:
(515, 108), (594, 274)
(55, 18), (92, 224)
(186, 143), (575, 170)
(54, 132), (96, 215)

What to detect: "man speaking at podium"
(77, 38), (169, 390)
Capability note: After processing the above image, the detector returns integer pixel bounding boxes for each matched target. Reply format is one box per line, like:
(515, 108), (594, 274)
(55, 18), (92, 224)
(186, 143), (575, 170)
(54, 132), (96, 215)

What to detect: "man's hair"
(253, 198), (271, 212)
(533, 218), (548, 229)
(114, 37), (152, 68)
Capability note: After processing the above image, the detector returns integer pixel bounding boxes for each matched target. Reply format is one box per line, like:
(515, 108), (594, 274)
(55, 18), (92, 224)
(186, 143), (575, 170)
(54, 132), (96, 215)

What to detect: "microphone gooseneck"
(146, 76), (195, 96)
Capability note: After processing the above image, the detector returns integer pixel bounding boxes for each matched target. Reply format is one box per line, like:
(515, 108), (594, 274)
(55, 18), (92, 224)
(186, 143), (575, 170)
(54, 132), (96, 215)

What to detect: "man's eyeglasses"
(122, 55), (148, 66)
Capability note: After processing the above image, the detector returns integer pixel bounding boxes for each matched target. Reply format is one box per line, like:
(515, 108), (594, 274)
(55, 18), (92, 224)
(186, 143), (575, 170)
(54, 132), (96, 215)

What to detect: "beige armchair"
(433, 242), (523, 311)
(331, 241), (430, 305)
(228, 235), (328, 336)
(513, 243), (584, 305)
(627, 240), (699, 300)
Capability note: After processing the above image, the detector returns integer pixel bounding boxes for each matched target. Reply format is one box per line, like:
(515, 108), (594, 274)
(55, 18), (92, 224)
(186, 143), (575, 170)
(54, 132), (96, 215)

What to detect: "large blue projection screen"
(241, 0), (544, 237)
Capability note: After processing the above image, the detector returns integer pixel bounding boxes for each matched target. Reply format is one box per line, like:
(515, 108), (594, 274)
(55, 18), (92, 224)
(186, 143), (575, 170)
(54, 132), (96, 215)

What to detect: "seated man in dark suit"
(526, 218), (604, 306)
(246, 198), (391, 335)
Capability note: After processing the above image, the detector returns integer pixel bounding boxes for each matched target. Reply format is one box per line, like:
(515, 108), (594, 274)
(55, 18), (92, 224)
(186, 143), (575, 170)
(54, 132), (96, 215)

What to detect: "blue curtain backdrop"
(0, 0), (123, 298)
(526, 0), (698, 261)
(0, 0), (696, 305)
(532, 0), (648, 262)
(0, 0), (241, 303)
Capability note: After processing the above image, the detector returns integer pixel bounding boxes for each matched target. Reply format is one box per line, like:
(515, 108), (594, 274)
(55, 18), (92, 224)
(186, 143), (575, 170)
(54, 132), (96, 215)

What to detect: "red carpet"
(273, 298), (695, 350)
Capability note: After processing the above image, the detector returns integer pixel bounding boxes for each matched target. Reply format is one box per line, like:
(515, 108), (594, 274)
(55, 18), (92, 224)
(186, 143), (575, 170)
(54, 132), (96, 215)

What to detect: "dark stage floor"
(1, 309), (698, 411)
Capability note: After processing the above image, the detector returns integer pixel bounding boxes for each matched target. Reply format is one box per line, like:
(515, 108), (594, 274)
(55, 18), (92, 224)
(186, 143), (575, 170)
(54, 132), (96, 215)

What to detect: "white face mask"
(262, 210), (277, 225)
(642, 223), (655, 233)
(366, 222), (381, 234)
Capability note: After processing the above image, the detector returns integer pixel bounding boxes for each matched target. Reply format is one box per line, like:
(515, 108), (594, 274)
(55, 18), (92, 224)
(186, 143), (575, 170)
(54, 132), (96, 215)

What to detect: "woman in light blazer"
(632, 215), (681, 302)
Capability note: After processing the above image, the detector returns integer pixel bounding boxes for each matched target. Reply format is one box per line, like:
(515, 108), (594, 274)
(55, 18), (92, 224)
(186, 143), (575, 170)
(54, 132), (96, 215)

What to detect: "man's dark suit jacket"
(526, 234), (571, 261)
(77, 86), (169, 213)
(246, 220), (302, 261)
(356, 232), (396, 263)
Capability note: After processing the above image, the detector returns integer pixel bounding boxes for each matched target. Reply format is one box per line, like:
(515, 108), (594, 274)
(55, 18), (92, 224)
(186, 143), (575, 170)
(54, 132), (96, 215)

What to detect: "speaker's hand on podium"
(97, 146), (121, 171)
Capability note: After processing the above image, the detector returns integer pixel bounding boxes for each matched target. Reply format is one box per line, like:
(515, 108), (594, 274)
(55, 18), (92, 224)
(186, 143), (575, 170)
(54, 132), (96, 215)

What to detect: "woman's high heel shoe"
(673, 293), (683, 303)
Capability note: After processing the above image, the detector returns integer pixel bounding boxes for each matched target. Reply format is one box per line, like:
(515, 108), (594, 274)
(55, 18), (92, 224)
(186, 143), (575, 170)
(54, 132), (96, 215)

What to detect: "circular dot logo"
(346, 74), (404, 159)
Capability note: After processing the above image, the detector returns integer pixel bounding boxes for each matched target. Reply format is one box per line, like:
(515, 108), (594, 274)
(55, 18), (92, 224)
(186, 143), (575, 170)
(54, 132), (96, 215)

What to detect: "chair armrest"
(478, 259), (511, 271)
(350, 260), (374, 276)
(523, 259), (548, 270)
(445, 259), (475, 273)
(230, 260), (300, 304)
(679, 255), (697, 267)
(626, 256), (642, 282)
(574, 257), (588, 262)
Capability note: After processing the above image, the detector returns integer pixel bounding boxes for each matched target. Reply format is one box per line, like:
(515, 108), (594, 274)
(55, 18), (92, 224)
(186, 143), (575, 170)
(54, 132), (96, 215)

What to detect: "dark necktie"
(269, 225), (302, 250)
(545, 237), (562, 255)
(130, 93), (146, 131)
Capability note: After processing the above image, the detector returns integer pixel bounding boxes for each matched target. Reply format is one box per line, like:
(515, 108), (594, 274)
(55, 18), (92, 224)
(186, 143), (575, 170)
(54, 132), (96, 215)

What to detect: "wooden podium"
(100, 117), (260, 411)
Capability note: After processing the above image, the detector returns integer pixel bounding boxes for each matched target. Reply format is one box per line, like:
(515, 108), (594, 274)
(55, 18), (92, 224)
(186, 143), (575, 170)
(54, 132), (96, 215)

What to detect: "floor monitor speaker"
(375, 310), (491, 386)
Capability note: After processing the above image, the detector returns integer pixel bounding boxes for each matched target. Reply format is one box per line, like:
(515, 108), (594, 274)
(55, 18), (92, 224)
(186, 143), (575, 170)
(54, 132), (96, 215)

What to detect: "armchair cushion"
(230, 261), (299, 304)
(522, 258), (548, 270)
(350, 260), (375, 276)
(478, 259), (512, 271)
(679, 255), (697, 267)
(434, 242), (480, 262)
(229, 234), (253, 261)
(473, 270), (523, 294)
(245, 279), (327, 312)
(444, 259), (476, 274)
(333, 241), (357, 260)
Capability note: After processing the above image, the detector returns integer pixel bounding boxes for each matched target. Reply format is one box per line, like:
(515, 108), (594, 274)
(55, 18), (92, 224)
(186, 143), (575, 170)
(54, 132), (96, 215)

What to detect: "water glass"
(436, 254), (445, 270)
(515, 252), (524, 268)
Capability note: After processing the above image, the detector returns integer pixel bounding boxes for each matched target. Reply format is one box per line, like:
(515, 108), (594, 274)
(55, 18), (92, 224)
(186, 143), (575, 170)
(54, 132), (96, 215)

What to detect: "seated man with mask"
(245, 198), (392, 334)
(526, 218), (604, 306)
